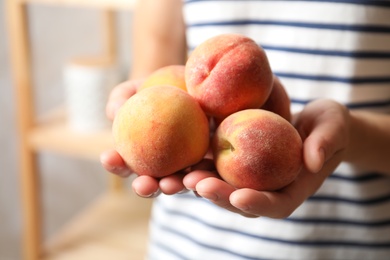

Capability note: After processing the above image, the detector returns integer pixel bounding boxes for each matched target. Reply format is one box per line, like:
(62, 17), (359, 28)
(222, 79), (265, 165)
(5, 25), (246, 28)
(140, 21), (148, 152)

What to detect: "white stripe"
(281, 78), (390, 103)
(268, 51), (390, 78)
(184, 1), (390, 27)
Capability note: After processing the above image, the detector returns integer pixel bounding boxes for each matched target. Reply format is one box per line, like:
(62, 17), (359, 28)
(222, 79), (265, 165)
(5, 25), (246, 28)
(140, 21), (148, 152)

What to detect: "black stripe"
(329, 172), (385, 182)
(308, 193), (390, 205)
(285, 217), (390, 227)
(291, 98), (390, 109)
(188, 19), (390, 33)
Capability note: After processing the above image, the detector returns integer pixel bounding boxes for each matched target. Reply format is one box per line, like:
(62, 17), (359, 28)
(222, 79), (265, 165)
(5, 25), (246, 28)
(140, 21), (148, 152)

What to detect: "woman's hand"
(101, 79), (141, 178)
(183, 99), (351, 218)
(100, 79), (189, 197)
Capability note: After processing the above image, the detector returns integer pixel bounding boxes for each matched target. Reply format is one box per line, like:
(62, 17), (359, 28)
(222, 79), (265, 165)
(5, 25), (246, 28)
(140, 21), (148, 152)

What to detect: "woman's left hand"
(183, 99), (351, 218)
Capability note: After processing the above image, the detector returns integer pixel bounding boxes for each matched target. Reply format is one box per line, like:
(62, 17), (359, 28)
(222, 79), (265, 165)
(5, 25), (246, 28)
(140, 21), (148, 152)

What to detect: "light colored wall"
(0, 2), (133, 259)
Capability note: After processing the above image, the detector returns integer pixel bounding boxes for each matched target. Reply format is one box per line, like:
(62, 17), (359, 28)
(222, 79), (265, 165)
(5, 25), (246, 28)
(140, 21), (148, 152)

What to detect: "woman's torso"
(147, 1), (390, 259)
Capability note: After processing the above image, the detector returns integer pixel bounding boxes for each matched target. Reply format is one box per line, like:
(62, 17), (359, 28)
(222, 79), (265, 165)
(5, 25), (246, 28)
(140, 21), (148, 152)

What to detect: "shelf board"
(28, 108), (114, 161)
(22, 0), (137, 10)
(43, 191), (153, 259)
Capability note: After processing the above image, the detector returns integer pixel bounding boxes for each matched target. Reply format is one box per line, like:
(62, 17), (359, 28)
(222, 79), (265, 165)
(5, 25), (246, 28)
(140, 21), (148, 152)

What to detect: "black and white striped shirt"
(148, 1), (390, 259)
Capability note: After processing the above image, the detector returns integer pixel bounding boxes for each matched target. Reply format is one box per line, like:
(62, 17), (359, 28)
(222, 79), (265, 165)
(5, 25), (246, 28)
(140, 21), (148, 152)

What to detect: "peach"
(139, 65), (186, 91)
(212, 109), (302, 191)
(112, 85), (209, 178)
(261, 76), (291, 122)
(185, 33), (273, 118)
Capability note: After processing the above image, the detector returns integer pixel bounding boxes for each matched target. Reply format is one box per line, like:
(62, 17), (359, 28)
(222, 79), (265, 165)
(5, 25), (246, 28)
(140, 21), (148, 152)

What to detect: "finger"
(106, 80), (143, 120)
(302, 136), (326, 174)
(229, 188), (294, 218)
(183, 159), (218, 190)
(297, 100), (349, 173)
(159, 172), (187, 195)
(183, 170), (219, 191)
(106, 99), (128, 121)
(196, 177), (256, 217)
(100, 149), (132, 177)
(132, 175), (160, 198)
(304, 120), (348, 173)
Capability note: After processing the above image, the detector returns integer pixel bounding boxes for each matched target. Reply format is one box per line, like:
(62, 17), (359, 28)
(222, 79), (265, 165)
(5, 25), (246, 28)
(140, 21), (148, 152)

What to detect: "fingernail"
(199, 192), (218, 201)
(111, 166), (131, 177)
(136, 189), (161, 199)
(235, 204), (250, 211)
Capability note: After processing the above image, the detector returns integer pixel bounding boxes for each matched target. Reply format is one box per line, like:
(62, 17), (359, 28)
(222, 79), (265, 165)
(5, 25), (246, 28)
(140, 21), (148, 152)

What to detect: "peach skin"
(112, 85), (209, 178)
(139, 65), (187, 91)
(261, 76), (292, 122)
(212, 109), (303, 191)
(185, 33), (273, 118)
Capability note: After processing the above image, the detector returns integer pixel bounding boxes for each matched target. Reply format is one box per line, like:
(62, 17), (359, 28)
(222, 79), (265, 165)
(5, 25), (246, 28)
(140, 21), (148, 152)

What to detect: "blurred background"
(1, 1), (134, 259)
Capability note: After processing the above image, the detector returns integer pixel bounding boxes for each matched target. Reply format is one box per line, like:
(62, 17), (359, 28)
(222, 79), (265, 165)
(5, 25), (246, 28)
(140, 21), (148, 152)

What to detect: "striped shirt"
(147, 1), (390, 259)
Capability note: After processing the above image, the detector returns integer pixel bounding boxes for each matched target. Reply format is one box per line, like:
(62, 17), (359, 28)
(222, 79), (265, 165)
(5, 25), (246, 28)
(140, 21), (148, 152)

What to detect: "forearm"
(345, 110), (390, 175)
(130, 0), (187, 79)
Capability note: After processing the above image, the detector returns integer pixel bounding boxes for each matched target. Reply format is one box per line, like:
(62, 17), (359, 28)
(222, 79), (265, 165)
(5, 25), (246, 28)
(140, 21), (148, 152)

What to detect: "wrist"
(344, 110), (390, 174)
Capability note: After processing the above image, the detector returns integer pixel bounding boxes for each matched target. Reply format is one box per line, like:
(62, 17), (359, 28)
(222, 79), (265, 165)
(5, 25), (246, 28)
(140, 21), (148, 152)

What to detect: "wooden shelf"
(28, 108), (114, 161)
(22, 0), (136, 10)
(43, 191), (153, 259)
(6, 0), (142, 259)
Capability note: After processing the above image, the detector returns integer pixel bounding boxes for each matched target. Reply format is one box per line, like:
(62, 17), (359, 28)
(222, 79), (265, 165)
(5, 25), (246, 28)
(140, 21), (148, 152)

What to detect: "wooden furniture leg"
(6, 1), (42, 259)
(101, 9), (126, 193)
(102, 9), (117, 64)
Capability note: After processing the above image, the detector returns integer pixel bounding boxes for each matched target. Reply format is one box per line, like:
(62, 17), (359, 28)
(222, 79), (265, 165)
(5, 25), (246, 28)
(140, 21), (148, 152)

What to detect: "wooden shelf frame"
(29, 108), (114, 161)
(6, 1), (143, 260)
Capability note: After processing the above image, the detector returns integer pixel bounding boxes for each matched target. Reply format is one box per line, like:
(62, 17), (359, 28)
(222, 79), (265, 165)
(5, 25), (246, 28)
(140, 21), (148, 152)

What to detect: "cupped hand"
(184, 99), (351, 218)
(101, 78), (190, 197)
(101, 147), (189, 197)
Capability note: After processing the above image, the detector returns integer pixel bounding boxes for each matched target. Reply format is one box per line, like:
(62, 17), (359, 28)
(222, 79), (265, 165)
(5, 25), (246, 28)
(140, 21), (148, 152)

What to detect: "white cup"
(64, 57), (120, 132)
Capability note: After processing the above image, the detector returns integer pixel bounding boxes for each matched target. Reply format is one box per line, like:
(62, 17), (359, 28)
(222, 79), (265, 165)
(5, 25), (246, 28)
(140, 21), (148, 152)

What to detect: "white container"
(64, 57), (119, 132)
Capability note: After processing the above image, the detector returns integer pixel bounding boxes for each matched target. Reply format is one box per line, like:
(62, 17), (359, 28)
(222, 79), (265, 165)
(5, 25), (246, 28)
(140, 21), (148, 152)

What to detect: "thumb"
(298, 101), (349, 173)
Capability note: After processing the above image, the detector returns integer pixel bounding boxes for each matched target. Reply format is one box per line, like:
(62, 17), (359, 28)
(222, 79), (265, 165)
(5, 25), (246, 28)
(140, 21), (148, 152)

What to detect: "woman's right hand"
(100, 79), (189, 197)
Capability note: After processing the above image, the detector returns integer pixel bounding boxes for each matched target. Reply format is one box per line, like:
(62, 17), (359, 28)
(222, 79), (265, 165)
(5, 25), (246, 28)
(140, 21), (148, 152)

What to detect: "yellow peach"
(139, 65), (186, 91)
(113, 85), (209, 177)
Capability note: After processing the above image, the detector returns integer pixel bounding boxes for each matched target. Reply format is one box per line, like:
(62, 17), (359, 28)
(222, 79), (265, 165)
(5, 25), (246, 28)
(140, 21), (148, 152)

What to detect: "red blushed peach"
(112, 86), (209, 178)
(185, 33), (273, 118)
(261, 76), (292, 122)
(212, 109), (303, 191)
(139, 65), (186, 91)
